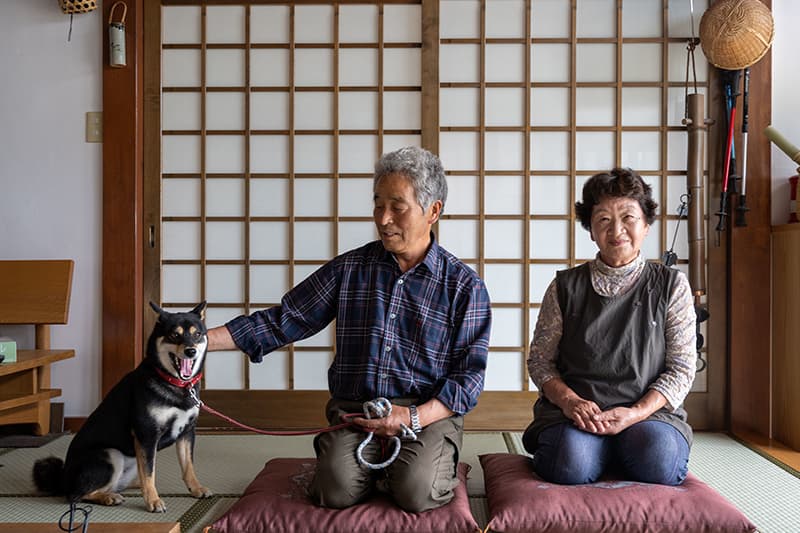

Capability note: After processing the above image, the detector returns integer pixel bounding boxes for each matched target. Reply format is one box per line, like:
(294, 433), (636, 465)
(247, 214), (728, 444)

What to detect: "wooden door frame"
(101, 0), (771, 432)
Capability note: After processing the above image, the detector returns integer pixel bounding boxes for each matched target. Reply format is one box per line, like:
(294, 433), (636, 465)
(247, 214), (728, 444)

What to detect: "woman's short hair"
(575, 167), (658, 230)
(374, 146), (448, 212)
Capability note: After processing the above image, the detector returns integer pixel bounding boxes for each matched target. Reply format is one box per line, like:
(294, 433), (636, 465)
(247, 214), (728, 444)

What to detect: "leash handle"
(354, 398), (416, 470)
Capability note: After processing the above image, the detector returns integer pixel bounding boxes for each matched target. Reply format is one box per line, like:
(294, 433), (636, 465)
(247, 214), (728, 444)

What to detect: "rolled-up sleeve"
(225, 263), (339, 363)
(434, 279), (492, 415)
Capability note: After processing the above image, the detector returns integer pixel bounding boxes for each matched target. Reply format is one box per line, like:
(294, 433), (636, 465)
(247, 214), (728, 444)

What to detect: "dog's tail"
(33, 456), (66, 495)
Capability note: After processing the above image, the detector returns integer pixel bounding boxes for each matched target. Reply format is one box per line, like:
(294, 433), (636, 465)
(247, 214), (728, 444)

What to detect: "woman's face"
(589, 196), (650, 267)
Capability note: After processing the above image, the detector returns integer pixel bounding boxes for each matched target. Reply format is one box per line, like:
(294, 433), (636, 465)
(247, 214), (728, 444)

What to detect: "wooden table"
(0, 349), (74, 434)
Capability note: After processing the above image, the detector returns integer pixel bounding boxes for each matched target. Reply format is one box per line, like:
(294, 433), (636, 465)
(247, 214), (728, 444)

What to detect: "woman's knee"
(533, 423), (608, 484)
(616, 421), (690, 485)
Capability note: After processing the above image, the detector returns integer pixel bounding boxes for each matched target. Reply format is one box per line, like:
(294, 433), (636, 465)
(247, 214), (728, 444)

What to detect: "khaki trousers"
(308, 397), (463, 513)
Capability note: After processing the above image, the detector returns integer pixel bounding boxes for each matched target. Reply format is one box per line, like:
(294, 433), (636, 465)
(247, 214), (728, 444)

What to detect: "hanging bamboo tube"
(684, 92), (707, 299)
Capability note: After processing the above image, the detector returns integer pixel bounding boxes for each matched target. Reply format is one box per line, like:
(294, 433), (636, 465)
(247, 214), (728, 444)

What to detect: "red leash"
(154, 366), (359, 436)
(198, 398), (359, 436)
(153, 366), (405, 468)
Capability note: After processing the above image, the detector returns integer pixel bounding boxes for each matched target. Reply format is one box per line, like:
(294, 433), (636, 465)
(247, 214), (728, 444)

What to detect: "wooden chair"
(0, 260), (75, 435)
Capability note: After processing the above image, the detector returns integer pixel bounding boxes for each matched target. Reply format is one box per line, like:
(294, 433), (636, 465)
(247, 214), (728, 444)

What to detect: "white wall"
(771, 0), (800, 225)
(0, 1), (796, 418)
(0, 4), (102, 417)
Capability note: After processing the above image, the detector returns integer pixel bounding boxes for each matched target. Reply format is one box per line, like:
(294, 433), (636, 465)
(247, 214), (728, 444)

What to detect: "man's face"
(373, 173), (441, 270)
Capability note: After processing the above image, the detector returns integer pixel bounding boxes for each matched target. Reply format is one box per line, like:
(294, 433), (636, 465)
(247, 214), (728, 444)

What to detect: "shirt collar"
(379, 232), (441, 276)
(420, 232), (442, 275)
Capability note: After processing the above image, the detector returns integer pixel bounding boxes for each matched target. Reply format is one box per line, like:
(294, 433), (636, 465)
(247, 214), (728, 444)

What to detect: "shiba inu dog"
(33, 302), (212, 512)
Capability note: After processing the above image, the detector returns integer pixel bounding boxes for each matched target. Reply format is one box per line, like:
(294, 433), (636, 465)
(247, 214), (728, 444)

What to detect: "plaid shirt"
(226, 237), (492, 415)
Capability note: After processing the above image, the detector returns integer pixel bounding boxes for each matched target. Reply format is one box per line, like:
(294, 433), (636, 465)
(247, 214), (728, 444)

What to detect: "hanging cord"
(683, 0), (700, 121)
(662, 195), (689, 267)
(189, 389), (415, 469)
(67, 14), (74, 42)
(662, 195), (709, 373)
(683, 0), (707, 374)
(59, 502), (92, 533)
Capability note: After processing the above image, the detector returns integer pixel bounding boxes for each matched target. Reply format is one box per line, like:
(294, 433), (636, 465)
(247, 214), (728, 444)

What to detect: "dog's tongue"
(180, 358), (194, 378)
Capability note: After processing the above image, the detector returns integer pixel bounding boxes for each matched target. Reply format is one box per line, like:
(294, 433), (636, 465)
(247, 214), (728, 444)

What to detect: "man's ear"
(428, 200), (443, 225)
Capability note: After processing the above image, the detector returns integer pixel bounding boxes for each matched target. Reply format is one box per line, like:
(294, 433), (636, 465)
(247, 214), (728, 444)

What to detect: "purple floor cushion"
(211, 458), (480, 533)
(480, 453), (757, 533)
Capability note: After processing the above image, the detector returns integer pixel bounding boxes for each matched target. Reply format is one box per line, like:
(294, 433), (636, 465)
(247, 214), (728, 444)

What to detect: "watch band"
(408, 404), (422, 433)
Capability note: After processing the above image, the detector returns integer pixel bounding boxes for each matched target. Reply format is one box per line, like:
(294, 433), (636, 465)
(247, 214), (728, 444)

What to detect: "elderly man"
(207, 146), (492, 512)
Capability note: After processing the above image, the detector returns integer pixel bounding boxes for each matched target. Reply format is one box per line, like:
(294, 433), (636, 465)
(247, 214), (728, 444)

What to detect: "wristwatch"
(408, 404), (422, 433)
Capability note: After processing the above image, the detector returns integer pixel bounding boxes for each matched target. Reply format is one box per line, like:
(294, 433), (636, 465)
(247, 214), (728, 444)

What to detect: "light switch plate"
(86, 112), (103, 143)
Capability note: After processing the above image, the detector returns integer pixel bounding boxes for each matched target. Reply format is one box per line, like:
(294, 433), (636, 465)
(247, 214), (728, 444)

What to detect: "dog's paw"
(101, 493), (125, 506)
(190, 485), (213, 498)
(146, 498), (167, 513)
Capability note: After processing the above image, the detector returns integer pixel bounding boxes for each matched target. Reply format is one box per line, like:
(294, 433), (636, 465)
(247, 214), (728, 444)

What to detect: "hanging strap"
(109, 1), (127, 25)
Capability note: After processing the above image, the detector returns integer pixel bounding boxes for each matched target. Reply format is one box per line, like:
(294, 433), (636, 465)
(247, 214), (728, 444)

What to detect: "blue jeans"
(531, 420), (690, 485)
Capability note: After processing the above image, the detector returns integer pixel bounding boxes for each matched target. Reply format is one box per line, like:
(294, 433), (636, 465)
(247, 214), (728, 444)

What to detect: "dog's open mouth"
(171, 354), (195, 380)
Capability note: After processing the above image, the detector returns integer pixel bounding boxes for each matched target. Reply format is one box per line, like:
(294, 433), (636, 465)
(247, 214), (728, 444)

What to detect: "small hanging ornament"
(108, 2), (128, 68)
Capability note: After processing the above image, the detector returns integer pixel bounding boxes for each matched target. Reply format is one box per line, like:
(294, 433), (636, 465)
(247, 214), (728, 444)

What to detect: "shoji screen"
(436, 0), (709, 394)
(158, 2), (423, 392)
(151, 0), (711, 427)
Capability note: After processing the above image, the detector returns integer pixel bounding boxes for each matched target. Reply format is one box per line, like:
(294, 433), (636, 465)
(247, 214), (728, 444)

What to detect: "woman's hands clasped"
(562, 398), (641, 435)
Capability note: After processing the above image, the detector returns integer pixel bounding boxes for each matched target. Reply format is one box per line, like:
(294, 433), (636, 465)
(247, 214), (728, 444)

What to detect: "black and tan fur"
(33, 302), (211, 512)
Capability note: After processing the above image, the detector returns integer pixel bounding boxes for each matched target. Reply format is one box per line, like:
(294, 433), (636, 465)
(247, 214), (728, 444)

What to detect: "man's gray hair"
(373, 146), (448, 212)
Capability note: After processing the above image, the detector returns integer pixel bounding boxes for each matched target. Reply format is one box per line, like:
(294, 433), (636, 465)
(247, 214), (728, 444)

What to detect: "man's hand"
(350, 405), (411, 438)
(349, 398), (454, 438)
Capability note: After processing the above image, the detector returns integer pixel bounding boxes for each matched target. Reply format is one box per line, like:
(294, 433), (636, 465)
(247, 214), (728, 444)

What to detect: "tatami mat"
(458, 431), (508, 496)
(691, 433), (800, 532)
(2, 431), (799, 532)
(0, 435), (72, 495)
(183, 497), (238, 533)
(0, 496), (197, 524)
(468, 496), (489, 531)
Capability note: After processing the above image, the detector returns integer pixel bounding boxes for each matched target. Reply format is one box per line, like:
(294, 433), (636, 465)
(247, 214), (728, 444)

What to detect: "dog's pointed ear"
(190, 301), (207, 321)
(149, 301), (166, 317)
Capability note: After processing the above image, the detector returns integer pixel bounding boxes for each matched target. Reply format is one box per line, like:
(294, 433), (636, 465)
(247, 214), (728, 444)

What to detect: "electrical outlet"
(86, 112), (103, 143)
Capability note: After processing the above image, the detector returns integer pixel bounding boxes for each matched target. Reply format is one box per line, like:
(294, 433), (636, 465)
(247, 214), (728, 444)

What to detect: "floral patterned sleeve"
(526, 279), (563, 389)
(649, 271), (697, 410)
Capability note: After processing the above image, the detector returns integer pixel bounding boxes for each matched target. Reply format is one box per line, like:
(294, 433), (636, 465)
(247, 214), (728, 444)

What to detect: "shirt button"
(380, 373), (388, 379)
(384, 346), (391, 352)
(397, 279), (404, 285)
(389, 313), (396, 319)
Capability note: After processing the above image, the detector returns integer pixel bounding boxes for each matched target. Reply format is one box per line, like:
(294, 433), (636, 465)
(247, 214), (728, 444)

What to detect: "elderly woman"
(523, 167), (696, 486)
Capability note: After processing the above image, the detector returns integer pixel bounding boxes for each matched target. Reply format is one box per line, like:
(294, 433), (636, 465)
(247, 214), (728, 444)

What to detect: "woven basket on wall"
(58, 0), (98, 14)
(699, 0), (774, 70)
